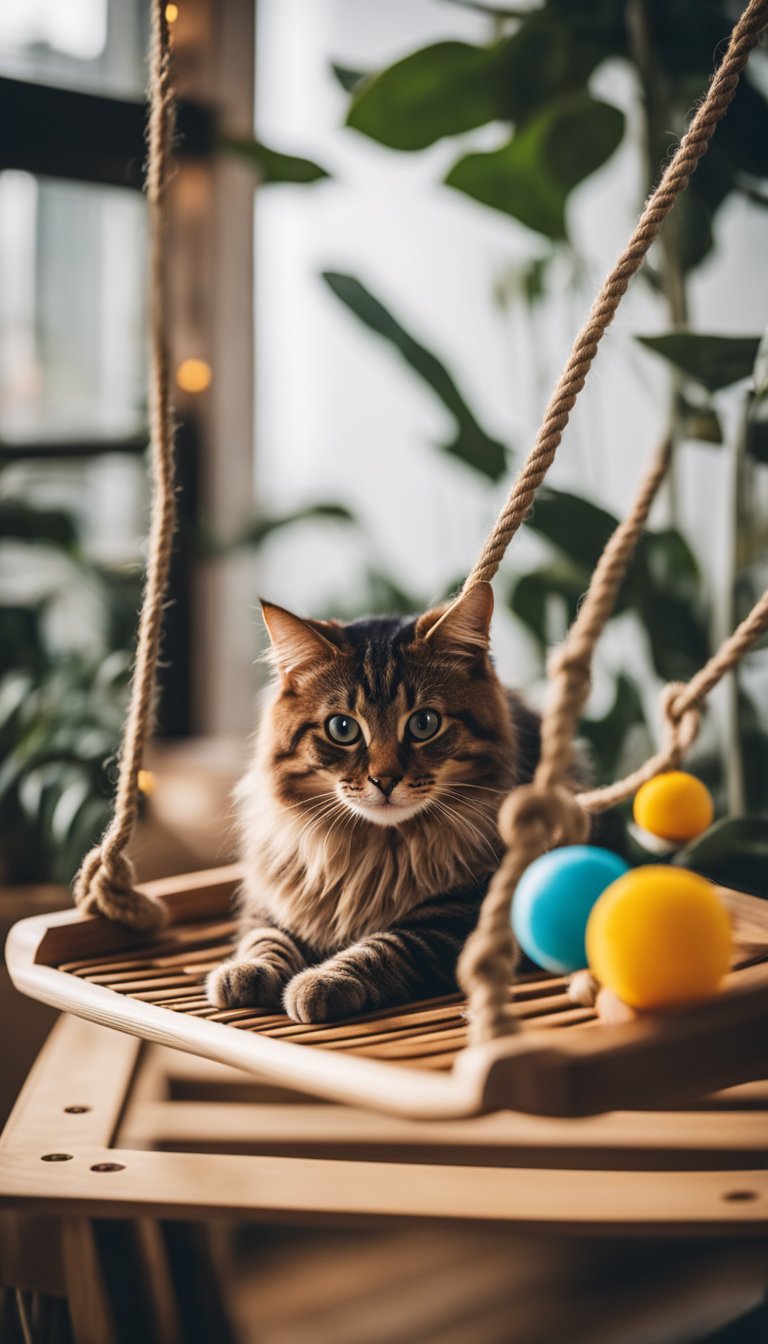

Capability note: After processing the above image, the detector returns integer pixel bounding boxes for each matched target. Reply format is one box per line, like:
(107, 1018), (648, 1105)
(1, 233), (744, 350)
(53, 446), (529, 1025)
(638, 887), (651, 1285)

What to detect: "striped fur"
(207, 584), (547, 1021)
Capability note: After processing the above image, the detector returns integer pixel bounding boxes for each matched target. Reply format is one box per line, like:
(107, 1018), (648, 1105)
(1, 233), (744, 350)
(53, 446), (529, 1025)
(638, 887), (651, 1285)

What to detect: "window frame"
(0, 0), (255, 740)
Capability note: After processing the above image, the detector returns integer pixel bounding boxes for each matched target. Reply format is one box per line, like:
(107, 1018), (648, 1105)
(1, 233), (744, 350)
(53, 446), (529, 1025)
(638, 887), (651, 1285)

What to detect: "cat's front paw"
(206, 959), (284, 1009)
(283, 967), (368, 1023)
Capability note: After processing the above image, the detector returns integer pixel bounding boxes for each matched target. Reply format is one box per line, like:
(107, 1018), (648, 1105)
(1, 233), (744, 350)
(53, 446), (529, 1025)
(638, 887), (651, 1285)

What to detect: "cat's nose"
(368, 775), (401, 799)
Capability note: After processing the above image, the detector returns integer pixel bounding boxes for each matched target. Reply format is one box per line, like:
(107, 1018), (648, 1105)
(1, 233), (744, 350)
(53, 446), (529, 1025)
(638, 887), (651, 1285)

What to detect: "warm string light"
(165, 3), (179, 23)
(176, 358), (213, 393)
(137, 769), (156, 797)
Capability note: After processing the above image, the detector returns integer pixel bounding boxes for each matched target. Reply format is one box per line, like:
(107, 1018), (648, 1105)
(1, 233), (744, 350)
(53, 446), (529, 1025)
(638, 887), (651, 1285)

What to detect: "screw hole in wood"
(64, 1105), (91, 1114)
(90, 1162), (125, 1173)
(41, 1153), (73, 1162)
(722, 1190), (758, 1202)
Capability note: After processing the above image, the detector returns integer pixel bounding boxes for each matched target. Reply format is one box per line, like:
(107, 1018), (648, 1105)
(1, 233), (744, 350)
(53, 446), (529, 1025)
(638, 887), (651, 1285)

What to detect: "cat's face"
(261, 583), (514, 829)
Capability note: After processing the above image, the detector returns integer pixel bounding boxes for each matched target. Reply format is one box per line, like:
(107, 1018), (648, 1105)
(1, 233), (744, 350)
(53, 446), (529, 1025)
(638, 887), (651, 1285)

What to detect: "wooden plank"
(118, 1099), (768, 1160)
(34, 868), (240, 967)
(0, 1146), (765, 1233)
(0, 1015), (141, 1156)
(66, 937), (236, 977)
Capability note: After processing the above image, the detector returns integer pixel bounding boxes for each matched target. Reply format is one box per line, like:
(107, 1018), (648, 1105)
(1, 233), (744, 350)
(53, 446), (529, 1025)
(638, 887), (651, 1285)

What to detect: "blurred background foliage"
(2, 0), (767, 885)
(311, 0), (768, 817)
(0, 458), (138, 883)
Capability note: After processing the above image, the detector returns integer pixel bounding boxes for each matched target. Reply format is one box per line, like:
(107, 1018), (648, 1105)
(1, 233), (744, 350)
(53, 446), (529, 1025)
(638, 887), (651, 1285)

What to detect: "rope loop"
(660, 681), (703, 763)
(74, 847), (168, 931)
(497, 782), (589, 852)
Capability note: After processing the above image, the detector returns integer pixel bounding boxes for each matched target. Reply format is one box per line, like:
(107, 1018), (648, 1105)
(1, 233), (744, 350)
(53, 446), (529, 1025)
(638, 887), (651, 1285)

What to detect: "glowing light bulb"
(165, 4), (179, 23)
(176, 358), (212, 393)
(137, 769), (157, 797)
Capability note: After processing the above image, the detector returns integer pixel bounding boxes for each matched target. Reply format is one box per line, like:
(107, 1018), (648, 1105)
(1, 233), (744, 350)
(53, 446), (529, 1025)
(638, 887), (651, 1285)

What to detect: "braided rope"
(74, 0), (175, 930)
(459, 0), (768, 1043)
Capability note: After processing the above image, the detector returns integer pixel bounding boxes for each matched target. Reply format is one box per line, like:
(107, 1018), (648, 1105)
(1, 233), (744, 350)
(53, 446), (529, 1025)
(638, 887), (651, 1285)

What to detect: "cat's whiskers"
(428, 795), (499, 867)
(294, 798), (348, 846)
(438, 787), (498, 826)
(281, 790), (340, 818)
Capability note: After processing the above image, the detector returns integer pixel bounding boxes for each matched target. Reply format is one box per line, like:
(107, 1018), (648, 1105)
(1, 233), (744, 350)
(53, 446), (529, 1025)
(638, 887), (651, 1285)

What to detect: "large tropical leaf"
(322, 272), (508, 480)
(524, 487), (617, 570)
(445, 96), (624, 239)
(507, 558), (589, 649)
(346, 41), (512, 148)
(637, 333), (762, 393)
(345, 6), (623, 151)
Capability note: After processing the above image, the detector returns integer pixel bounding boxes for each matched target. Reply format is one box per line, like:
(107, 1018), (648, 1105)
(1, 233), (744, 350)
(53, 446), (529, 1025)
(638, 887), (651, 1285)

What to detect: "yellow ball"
(633, 771), (714, 843)
(586, 866), (731, 1010)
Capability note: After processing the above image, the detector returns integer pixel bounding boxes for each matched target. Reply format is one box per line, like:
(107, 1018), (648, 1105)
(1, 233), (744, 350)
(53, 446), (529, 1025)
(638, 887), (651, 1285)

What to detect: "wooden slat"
(0, 1015), (141, 1155)
(1, 1144), (766, 1232)
(118, 1098), (768, 1164)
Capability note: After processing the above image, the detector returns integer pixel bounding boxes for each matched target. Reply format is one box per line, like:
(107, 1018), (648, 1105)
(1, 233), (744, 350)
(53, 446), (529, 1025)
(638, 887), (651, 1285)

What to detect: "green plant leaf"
(676, 144), (734, 273)
(224, 503), (355, 552)
(679, 396), (723, 444)
(344, 6), (624, 152)
(225, 137), (330, 184)
(331, 64), (369, 94)
(637, 333), (762, 393)
(637, 586), (710, 681)
(580, 673), (647, 783)
(674, 816), (768, 899)
(717, 78), (768, 182)
(445, 96), (624, 239)
(0, 499), (78, 549)
(345, 40), (513, 150)
(507, 558), (589, 649)
(524, 486), (618, 570)
(746, 328), (768, 465)
(640, 527), (700, 600)
(322, 272), (508, 480)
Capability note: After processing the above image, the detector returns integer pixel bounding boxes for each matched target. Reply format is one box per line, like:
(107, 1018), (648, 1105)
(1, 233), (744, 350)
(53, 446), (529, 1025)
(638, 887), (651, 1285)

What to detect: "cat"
(207, 581), (548, 1024)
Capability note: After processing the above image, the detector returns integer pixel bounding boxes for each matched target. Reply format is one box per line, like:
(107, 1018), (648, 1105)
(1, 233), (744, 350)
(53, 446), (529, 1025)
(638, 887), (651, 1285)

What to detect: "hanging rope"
(458, 0), (768, 1044)
(74, 0), (176, 931)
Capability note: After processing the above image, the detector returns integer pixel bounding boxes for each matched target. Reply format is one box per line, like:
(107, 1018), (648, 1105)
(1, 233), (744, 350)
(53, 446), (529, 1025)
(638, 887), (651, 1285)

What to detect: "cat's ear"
(416, 582), (493, 658)
(260, 600), (340, 685)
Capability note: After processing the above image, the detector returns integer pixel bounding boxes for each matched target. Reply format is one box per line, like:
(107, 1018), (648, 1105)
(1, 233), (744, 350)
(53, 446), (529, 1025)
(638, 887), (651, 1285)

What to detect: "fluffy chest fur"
(238, 747), (513, 952)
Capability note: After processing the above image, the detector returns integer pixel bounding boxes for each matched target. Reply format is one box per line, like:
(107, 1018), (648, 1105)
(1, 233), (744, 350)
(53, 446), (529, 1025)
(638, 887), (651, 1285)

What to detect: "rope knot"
(497, 782), (589, 853)
(74, 844), (168, 932)
(660, 681), (702, 765)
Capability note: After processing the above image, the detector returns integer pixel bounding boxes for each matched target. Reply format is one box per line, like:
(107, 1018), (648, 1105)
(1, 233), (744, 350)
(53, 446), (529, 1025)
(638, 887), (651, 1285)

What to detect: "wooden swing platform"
(6, 866), (768, 1124)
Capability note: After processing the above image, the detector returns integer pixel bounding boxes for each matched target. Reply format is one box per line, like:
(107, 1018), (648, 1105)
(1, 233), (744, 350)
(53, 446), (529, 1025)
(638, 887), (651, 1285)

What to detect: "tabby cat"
(207, 582), (545, 1023)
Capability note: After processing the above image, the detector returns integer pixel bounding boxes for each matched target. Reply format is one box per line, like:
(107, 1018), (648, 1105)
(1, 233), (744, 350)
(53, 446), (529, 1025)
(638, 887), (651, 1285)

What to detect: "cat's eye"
(326, 714), (362, 746)
(407, 709), (441, 742)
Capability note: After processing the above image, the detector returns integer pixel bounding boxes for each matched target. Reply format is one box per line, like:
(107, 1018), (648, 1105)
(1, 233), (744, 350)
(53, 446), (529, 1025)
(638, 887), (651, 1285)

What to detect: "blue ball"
(512, 845), (630, 974)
